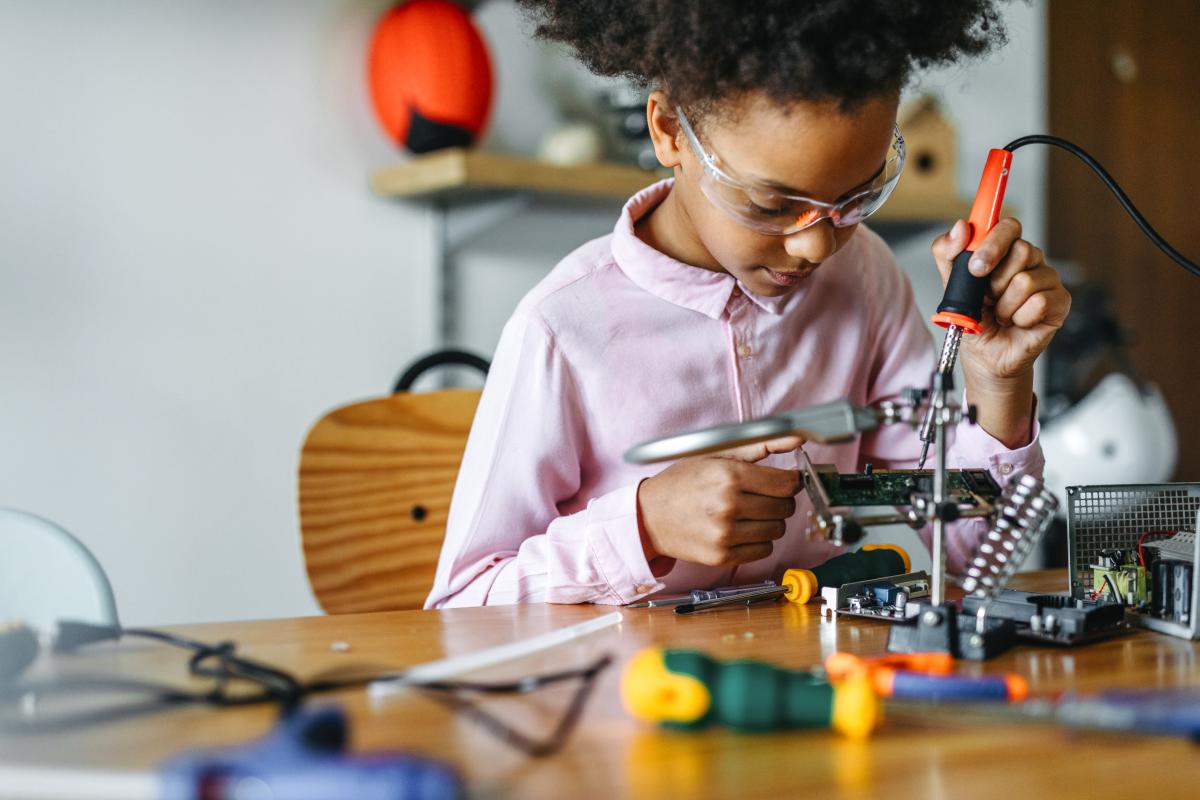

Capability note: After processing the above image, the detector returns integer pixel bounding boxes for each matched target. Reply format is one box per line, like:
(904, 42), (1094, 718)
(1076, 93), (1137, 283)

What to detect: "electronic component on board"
(822, 571), (930, 622)
(1090, 549), (1149, 607)
(800, 454), (1002, 545)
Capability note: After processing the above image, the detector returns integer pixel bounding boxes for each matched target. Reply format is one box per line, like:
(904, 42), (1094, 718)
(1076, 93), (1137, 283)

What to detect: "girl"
(426, 1), (1070, 608)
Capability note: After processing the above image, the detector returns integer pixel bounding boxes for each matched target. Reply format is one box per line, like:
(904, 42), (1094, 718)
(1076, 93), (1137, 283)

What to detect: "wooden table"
(5, 571), (1200, 799)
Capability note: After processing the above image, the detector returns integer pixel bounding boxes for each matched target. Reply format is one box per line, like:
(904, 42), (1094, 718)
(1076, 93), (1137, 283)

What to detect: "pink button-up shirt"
(426, 180), (1043, 608)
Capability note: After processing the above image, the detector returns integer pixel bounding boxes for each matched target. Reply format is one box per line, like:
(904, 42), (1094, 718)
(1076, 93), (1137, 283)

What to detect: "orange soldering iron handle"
(931, 148), (1013, 334)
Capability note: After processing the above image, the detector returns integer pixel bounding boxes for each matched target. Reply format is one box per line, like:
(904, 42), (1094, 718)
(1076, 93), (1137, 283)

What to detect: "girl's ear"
(646, 90), (684, 170)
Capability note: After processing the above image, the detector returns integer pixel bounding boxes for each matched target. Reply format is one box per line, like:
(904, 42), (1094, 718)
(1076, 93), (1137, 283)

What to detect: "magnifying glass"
(623, 399), (884, 464)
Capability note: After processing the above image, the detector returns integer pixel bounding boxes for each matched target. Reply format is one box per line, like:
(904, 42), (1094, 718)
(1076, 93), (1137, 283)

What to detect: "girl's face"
(648, 91), (900, 297)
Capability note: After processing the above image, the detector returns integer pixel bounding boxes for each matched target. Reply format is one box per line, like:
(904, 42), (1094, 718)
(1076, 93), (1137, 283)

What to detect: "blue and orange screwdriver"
(917, 149), (1012, 468)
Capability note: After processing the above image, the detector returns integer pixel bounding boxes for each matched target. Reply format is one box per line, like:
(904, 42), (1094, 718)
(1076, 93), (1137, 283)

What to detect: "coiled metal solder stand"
(889, 468), (1059, 660)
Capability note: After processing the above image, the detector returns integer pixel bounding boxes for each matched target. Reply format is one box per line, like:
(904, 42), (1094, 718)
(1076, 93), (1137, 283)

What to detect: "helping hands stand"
(624, 371), (967, 607)
(623, 373), (1046, 660)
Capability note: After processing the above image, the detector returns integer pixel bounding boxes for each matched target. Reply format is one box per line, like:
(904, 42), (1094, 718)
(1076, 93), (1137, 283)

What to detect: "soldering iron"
(917, 135), (1200, 468)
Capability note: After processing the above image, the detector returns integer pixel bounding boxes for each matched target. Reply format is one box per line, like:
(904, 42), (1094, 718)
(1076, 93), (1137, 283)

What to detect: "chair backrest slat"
(298, 388), (480, 613)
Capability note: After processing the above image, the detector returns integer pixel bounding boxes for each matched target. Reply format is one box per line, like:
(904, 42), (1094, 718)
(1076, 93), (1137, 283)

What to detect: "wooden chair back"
(298, 388), (481, 613)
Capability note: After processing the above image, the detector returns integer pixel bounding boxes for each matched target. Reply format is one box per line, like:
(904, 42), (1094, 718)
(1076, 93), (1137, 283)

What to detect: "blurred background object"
(884, 96), (964, 221)
(1039, 282), (1178, 495)
(597, 86), (658, 171)
(368, 0), (493, 152)
(0, 509), (118, 630)
(1047, 0), (1200, 479)
(537, 122), (604, 166)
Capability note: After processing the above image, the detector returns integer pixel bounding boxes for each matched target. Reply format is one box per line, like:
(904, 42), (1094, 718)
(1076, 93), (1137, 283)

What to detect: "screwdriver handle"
(932, 148), (1013, 335)
(876, 670), (1028, 702)
(621, 647), (879, 739)
(781, 544), (910, 605)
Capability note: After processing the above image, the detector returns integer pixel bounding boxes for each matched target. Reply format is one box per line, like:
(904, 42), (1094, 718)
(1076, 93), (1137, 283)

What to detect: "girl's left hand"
(931, 217), (1072, 381)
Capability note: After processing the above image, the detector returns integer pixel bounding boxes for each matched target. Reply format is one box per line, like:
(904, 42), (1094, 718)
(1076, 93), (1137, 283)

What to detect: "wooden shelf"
(370, 147), (980, 222)
(371, 148), (659, 204)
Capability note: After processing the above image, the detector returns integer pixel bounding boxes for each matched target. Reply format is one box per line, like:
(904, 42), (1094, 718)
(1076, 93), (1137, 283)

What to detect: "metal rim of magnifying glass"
(623, 416), (797, 464)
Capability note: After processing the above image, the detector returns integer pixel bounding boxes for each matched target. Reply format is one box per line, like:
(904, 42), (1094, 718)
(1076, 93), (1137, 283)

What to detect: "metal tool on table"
(891, 687), (1200, 741)
(624, 581), (777, 609)
(673, 583), (790, 614)
(917, 149), (1012, 469)
(669, 546), (911, 615)
(0, 706), (463, 800)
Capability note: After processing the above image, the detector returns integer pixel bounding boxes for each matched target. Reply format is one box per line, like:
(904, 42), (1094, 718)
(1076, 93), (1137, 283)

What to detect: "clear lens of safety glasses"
(677, 107), (906, 236)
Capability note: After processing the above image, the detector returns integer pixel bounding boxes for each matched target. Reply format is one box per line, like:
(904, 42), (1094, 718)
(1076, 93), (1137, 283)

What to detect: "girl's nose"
(782, 218), (838, 263)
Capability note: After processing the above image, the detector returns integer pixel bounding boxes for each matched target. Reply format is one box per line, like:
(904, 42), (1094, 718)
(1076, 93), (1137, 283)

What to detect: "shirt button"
(635, 584), (652, 595)
(738, 343), (753, 358)
(731, 286), (742, 297)
(998, 463), (1014, 476)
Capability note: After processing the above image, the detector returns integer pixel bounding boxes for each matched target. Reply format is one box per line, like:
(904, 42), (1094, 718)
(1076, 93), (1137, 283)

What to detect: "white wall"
(0, 1), (1047, 625)
(0, 0), (433, 625)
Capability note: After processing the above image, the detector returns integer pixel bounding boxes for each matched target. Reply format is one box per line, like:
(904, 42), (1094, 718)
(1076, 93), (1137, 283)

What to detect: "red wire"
(1138, 530), (1174, 568)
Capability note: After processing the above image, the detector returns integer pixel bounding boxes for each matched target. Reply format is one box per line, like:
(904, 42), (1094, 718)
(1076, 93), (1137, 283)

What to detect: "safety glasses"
(675, 106), (906, 236)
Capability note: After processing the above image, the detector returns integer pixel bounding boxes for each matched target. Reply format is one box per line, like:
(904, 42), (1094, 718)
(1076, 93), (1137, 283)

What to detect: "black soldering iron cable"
(1003, 134), (1200, 278)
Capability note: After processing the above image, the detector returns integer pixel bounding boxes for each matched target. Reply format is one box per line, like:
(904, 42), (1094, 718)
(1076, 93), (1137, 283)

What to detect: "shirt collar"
(610, 178), (798, 319)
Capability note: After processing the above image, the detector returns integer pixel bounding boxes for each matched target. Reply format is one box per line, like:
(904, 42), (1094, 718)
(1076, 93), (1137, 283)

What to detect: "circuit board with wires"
(816, 467), (1001, 507)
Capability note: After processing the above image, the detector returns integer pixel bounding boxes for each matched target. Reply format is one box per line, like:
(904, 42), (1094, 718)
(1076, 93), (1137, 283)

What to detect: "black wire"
(414, 654), (612, 757)
(0, 625), (613, 758)
(1003, 134), (1200, 279)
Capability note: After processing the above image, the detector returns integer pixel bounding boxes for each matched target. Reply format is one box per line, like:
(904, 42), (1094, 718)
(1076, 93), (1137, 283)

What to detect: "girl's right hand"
(636, 436), (804, 566)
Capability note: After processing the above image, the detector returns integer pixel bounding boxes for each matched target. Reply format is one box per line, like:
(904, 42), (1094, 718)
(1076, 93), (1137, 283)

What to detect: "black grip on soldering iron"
(931, 149), (1013, 335)
(936, 250), (988, 324)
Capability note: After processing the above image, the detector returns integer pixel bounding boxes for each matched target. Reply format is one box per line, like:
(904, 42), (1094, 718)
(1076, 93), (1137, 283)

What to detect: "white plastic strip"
(0, 766), (157, 800)
(1145, 531), (1197, 563)
(368, 611), (622, 702)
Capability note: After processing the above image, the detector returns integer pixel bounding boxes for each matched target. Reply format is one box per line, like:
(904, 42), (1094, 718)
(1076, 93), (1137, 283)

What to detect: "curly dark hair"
(516, 0), (1008, 117)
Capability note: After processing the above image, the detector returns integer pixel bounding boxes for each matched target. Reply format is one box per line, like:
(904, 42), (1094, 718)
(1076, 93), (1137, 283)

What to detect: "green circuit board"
(819, 468), (1001, 507)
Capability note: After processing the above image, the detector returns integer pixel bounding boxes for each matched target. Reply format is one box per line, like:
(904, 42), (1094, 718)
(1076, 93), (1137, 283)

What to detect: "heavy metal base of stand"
(886, 602), (1018, 661)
